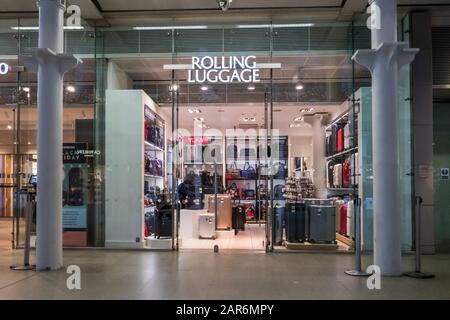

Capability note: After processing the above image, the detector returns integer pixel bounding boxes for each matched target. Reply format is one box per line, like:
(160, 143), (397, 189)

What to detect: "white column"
(304, 114), (328, 199)
(353, 0), (418, 275)
(23, 0), (81, 270)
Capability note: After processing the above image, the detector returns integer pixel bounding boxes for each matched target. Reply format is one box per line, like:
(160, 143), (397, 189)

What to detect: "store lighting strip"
(11, 26), (84, 30)
(236, 23), (314, 28)
(133, 26), (208, 30)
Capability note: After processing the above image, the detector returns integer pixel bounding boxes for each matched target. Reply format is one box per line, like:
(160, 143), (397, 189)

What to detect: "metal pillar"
(22, 0), (81, 270)
(352, 0), (418, 276)
(303, 114), (329, 199)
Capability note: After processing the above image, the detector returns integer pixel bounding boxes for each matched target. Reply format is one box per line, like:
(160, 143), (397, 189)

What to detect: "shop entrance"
(168, 64), (279, 252)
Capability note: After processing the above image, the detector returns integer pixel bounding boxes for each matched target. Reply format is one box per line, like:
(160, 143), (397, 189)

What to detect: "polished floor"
(1, 249), (449, 299)
(1, 219), (449, 300)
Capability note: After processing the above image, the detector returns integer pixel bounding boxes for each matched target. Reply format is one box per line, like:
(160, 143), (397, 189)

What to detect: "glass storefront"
(0, 13), (417, 252)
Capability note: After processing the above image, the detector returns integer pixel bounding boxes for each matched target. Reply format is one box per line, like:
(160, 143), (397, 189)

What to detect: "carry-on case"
(274, 205), (285, 245)
(285, 203), (306, 243)
(154, 203), (172, 238)
(232, 205), (246, 234)
(208, 194), (232, 230)
(198, 213), (216, 239)
(308, 205), (336, 243)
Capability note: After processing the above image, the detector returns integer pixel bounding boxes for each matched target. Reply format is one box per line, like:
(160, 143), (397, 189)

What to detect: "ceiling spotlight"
(300, 107), (314, 113)
(170, 84), (179, 92)
(188, 108), (201, 114)
(22, 87), (30, 93)
(201, 85), (208, 91)
(7, 125), (12, 130)
(193, 117), (205, 122)
(66, 85), (76, 93)
(294, 116), (304, 122)
(242, 117), (249, 122)
(27, 141), (31, 145)
(247, 84), (256, 91)
(249, 117), (256, 122)
(296, 83), (304, 90)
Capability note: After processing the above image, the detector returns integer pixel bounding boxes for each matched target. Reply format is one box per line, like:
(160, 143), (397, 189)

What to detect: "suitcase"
(342, 159), (351, 188)
(334, 200), (344, 232)
(347, 201), (354, 239)
(333, 164), (342, 188)
(274, 205), (285, 245)
(232, 205), (246, 234)
(308, 205), (336, 243)
(155, 208), (172, 238)
(198, 213), (216, 239)
(337, 127), (344, 152)
(213, 195), (232, 230)
(285, 203), (306, 243)
(339, 204), (348, 236)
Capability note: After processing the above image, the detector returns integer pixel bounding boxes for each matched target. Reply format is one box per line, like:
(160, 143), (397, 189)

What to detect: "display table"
(180, 209), (207, 240)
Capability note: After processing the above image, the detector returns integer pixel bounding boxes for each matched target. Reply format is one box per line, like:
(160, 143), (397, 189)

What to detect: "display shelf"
(144, 174), (164, 179)
(144, 141), (164, 152)
(185, 162), (223, 165)
(225, 177), (286, 181)
(336, 233), (354, 248)
(326, 147), (358, 161)
(328, 187), (357, 191)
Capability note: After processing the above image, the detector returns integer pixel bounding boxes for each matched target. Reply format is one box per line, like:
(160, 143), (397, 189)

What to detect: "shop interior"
(102, 53), (368, 252)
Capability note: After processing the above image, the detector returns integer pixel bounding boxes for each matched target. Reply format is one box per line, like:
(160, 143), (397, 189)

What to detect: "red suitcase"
(342, 159), (351, 188)
(337, 128), (344, 152)
(339, 204), (348, 236)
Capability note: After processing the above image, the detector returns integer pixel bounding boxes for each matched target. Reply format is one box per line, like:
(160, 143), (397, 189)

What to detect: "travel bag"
(240, 162), (256, 179)
(308, 205), (336, 243)
(232, 205), (246, 234)
(274, 204), (285, 245)
(198, 213), (216, 239)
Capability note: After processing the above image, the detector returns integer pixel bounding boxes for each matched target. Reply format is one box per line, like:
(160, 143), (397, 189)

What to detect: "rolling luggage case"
(214, 195), (232, 230)
(155, 204), (172, 238)
(285, 204), (297, 243)
(339, 203), (348, 236)
(285, 203), (306, 243)
(333, 164), (342, 188)
(198, 213), (216, 239)
(308, 205), (336, 243)
(347, 201), (354, 239)
(232, 205), (246, 234)
(274, 205), (285, 245)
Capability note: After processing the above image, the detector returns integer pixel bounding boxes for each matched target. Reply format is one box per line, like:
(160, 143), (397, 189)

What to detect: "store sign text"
(188, 55), (260, 84)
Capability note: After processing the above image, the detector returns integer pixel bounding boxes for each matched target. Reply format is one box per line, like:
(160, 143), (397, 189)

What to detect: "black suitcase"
(232, 205), (246, 235)
(155, 203), (172, 238)
(274, 205), (285, 245)
(285, 203), (306, 243)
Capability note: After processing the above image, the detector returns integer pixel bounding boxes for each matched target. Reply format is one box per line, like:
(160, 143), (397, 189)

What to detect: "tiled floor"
(1, 219), (449, 300)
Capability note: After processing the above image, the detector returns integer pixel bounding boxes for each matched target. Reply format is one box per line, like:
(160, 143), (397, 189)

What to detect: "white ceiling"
(172, 102), (347, 137)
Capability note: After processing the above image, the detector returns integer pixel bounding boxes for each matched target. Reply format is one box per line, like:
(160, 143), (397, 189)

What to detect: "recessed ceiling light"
(193, 117), (205, 122)
(249, 117), (256, 122)
(247, 84), (256, 91)
(294, 116), (304, 122)
(27, 141), (31, 145)
(7, 125), (12, 130)
(170, 84), (179, 92)
(296, 83), (304, 90)
(66, 85), (76, 93)
(22, 87), (30, 92)
(201, 85), (208, 91)
(300, 107), (314, 113)
(188, 108), (201, 114)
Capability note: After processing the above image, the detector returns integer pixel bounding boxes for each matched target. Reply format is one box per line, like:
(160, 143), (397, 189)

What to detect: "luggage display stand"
(403, 196), (435, 279)
(345, 198), (369, 277)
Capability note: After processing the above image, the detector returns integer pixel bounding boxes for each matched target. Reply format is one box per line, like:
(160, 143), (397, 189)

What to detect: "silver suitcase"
(308, 205), (336, 243)
(198, 213), (216, 239)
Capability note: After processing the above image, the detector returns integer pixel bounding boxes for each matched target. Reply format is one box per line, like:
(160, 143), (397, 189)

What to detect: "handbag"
(226, 162), (241, 179)
(240, 162), (256, 179)
(244, 183), (255, 200)
(244, 204), (256, 221)
(226, 144), (238, 160)
(274, 161), (287, 179)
